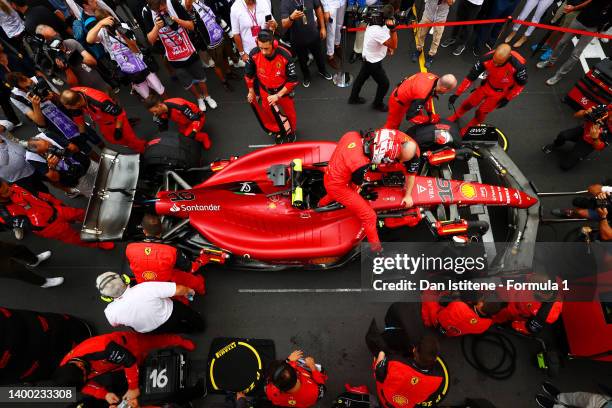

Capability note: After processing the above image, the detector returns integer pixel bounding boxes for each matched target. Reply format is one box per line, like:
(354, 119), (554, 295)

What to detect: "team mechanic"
(448, 43), (527, 136)
(53, 331), (195, 407)
(384, 72), (457, 130)
(144, 95), (211, 149)
(245, 30), (299, 143)
(0, 179), (113, 249)
(126, 214), (206, 295)
(60, 88), (147, 153)
(373, 336), (444, 408)
(319, 129), (420, 252)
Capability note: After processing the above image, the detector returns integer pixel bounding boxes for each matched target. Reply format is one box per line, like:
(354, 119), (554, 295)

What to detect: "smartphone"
(265, 14), (272, 21)
(296, 5), (304, 11)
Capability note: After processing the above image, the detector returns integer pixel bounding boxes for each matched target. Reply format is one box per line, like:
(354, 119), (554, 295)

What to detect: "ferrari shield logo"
(144, 247), (152, 256)
(411, 376), (419, 385)
(348, 142), (356, 149)
(288, 399), (297, 406)
(470, 318), (478, 325)
(392, 395), (409, 406)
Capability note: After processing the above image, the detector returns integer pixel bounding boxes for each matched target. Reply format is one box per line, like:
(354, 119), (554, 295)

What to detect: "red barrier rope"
(346, 16), (612, 40)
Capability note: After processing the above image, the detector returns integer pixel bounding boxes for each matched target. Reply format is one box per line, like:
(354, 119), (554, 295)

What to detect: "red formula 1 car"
(82, 137), (539, 270)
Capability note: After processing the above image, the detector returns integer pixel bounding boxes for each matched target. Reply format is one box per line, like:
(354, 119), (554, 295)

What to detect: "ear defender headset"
(98, 273), (131, 303)
(257, 29), (278, 49)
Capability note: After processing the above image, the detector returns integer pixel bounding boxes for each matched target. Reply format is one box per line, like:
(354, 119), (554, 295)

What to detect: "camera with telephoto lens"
(47, 39), (69, 67)
(107, 21), (131, 37)
(27, 79), (52, 99)
(46, 145), (73, 158)
(584, 104), (609, 124)
(160, 12), (179, 30)
(573, 195), (612, 210)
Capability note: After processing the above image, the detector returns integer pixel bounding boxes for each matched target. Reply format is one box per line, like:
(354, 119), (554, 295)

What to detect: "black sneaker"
(473, 47), (480, 57)
(372, 103), (388, 112)
(542, 144), (555, 154)
(349, 51), (360, 64)
(441, 37), (456, 48)
(348, 96), (366, 104)
(425, 55), (434, 68)
(452, 44), (466, 56)
(411, 49), (421, 63)
(541, 382), (560, 399)
(551, 208), (575, 218)
(319, 71), (333, 80)
(535, 395), (555, 408)
(302, 79), (311, 88)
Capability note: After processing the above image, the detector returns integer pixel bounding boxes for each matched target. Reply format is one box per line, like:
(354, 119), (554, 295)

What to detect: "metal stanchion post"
(333, 25), (354, 87)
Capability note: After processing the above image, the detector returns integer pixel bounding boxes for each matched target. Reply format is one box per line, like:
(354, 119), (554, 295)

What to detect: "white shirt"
(363, 25), (390, 63)
(104, 282), (176, 333)
(0, 8), (25, 39)
(230, 0), (273, 55)
(467, 0), (484, 6)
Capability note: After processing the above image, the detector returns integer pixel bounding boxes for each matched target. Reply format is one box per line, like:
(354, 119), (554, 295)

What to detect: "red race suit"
(384, 72), (440, 129)
(448, 50), (527, 135)
(422, 301), (492, 337)
(126, 239), (205, 294)
(245, 44), (298, 134)
(58, 331), (192, 400)
(70, 87), (146, 153)
(493, 298), (562, 335)
(319, 131), (420, 251)
(374, 356), (443, 408)
(156, 98), (210, 149)
(0, 185), (110, 249)
(265, 361), (328, 408)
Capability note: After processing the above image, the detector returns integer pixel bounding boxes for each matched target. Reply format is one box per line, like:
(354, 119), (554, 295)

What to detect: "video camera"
(573, 195), (612, 210)
(584, 104), (609, 124)
(345, 4), (407, 27)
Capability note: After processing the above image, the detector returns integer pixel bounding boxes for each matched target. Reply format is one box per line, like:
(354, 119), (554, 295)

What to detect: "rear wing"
(81, 149), (140, 242)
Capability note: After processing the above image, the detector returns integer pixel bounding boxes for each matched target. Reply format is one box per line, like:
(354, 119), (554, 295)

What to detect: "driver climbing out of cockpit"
(319, 129), (420, 253)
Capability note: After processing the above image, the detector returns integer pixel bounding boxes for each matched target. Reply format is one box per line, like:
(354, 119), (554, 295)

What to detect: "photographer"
(25, 132), (98, 197)
(542, 104), (611, 170)
(144, 0), (218, 112)
(86, 9), (166, 100)
(0, 120), (49, 193)
(7, 73), (102, 154)
(35, 24), (112, 93)
(348, 4), (397, 112)
(551, 181), (612, 241)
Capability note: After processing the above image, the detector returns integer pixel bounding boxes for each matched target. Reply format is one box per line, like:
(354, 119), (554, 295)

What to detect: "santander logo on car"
(168, 203), (221, 213)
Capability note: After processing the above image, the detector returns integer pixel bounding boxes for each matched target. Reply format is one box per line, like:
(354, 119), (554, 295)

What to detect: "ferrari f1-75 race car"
(81, 125), (539, 271)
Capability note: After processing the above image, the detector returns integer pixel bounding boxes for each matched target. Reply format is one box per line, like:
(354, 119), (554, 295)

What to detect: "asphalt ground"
(1, 3), (612, 407)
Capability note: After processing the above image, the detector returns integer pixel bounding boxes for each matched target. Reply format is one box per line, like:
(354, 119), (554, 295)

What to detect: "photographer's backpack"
(566, 58), (612, 111)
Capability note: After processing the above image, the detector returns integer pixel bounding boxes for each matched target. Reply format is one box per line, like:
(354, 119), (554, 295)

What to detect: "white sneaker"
(51, 77), (64, 86)
(203, 59), (216, 68)
(41, 277), (64, 288)
(28, 251), (52, 267)
(197, 98), (207, 112)
(233, 59), (246, 68)
(14, 228), (24, 240)
(536, 60), (553, 69)
(545, 74), (562, 86)
(205, 96), (218, 109)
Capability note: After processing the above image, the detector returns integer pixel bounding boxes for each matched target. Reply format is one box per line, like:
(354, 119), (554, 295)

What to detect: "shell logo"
(142, 271), (157, 281)
(392, 395), (409, 406)
(460, 183), (476, 199)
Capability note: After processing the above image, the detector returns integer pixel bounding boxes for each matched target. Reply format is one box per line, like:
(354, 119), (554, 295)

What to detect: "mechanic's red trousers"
(188, 132), (211, 149)
(448, 84), (506, 135)
(36, 207), (106, 249)
(252, 90), (297, 134)
(384, 96), (408, 130)
(173, 271), (205, 295)
(99, 112), (146, 154)
(323, 175), (381, 251)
